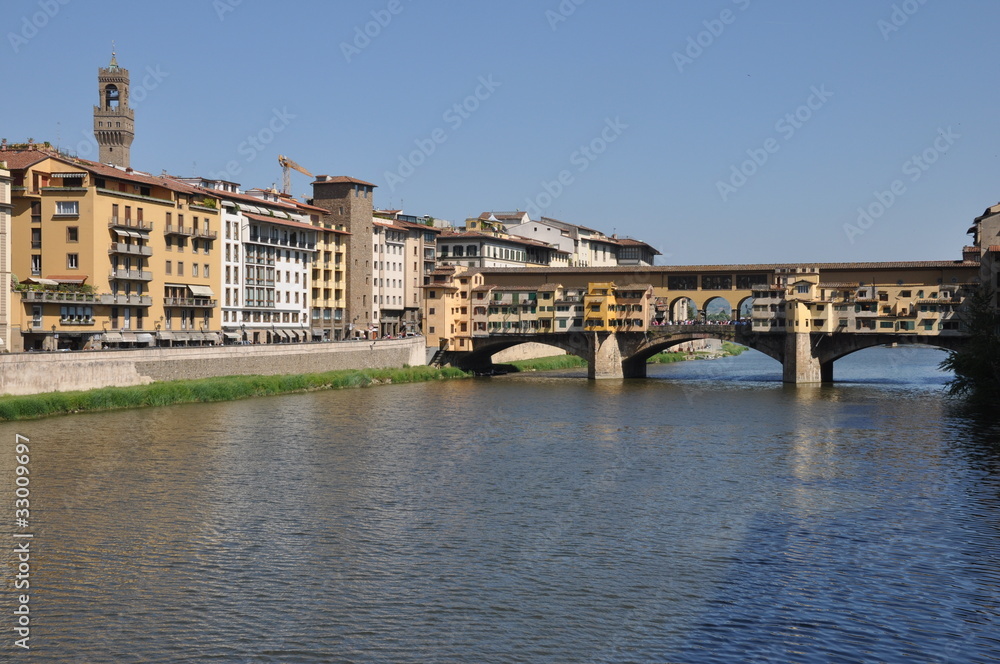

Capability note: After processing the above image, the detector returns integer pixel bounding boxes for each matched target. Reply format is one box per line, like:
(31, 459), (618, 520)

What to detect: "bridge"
(424, 258), (980, 383)
(442, 324), (968, 382)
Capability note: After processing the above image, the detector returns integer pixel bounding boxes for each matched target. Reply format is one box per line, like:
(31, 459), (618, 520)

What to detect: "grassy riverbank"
(507, 342), (748, 372)
(0, 365), (470, 422)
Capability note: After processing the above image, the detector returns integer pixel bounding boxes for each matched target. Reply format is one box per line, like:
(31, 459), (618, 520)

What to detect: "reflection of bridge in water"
(443, 324), (968, 382)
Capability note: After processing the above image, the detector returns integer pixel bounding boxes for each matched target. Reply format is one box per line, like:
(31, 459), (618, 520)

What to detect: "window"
(204, 264), (209, 278)
(67, 253), (79, 269)
(55, 201), (79, 216)
(796, 285), (809, 294)
(165, 260), (172, 275)
(31, 255), (41, 276)
(177, 262), (184, 276)
(192, 264), (199, 277)
(67, 227), (79, 242)
(30, 228), (41, 249)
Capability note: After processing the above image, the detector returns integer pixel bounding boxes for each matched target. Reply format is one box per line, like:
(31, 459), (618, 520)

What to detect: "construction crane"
(277, 155), (313, 195)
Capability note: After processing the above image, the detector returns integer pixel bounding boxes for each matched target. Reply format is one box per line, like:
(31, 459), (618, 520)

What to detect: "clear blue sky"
(4, 0), (998, 264)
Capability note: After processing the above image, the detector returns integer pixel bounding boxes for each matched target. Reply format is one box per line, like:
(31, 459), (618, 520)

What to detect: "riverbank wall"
(0, 338), (426, 396)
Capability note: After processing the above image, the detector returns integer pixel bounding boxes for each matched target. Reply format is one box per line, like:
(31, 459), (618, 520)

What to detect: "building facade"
(310, 176), (376, 338)
(0, 164), (11, 352)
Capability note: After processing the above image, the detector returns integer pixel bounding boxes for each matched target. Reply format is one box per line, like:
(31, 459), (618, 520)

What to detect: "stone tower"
(310, 176), (376, 338)
(93, 50), (134, 168)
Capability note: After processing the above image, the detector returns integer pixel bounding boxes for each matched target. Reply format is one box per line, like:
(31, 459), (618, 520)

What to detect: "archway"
(817, 338), (959, 385)
(736, 295), (754, 321)
(669, 297), (697, 323)
(702, 296), (734, 322)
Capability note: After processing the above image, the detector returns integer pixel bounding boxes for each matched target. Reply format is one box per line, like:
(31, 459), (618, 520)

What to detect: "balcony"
(109, 242), (153, 256)
(100, 293), (153, 306)
(108, 217), (153, 232)
(194, 228), (218, 240)
(164, 224), (194, 236)
(59, 318), (96, 326)
(109, 269), (153, 281)
(20, 290), (100, 304)
(163, 297), (217, 308)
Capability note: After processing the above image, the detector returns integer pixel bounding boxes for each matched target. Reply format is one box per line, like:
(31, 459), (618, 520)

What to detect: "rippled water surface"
(2, 347), (1000, 663)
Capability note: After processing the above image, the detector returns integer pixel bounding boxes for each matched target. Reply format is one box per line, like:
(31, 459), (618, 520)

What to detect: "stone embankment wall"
(0, 338), (426, 396)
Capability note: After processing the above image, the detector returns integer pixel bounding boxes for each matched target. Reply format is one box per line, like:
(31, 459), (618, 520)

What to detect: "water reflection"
(1, 348), (998, 662)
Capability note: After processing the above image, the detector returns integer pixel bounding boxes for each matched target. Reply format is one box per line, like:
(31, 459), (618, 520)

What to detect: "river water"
(2, 346), (999, 663)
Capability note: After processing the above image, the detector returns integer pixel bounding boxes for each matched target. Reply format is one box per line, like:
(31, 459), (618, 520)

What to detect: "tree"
(940, 285), (1000, 400)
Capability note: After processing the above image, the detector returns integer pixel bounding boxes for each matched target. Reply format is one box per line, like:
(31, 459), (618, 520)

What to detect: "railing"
(109, 269), (153, 281)
(163, 297), (217, 308)
(108, 217), (153, 231)
(109, 242), (153, 256)
(100, 294), (153, 306)
(164, 224), (194, 236)
(194, 229), (218, 240)
(59, 318), (96, 326)
(20, 290), (99, 303)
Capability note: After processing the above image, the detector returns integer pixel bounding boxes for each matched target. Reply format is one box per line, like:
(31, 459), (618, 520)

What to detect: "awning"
(204, 333), (220, 344)
(187, 285), (215, 297)
(223, 332), (240, 340)
(157, 332), (174, 341)
(135, 333), (155, 344)
(52, 172), (86, 178)
(113, 229), (131, 237)
(273, 329), (289, 340)
(172, 332), (191, 341)
(121, 332), (138, 342)
(188, 332), (206, 341)
(49, 276), (88, 285)
(23, 278), (59, 286)
(103, 332), (123, 342)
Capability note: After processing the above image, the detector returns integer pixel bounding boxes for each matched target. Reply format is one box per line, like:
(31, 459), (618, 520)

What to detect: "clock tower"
(93, 50), (134, 168)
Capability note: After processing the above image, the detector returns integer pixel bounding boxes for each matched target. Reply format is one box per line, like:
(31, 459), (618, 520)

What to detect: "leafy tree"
(940, 285), (1000, 400)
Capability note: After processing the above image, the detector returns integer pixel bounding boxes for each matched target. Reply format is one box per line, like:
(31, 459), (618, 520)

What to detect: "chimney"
(1, 138), (6, 151)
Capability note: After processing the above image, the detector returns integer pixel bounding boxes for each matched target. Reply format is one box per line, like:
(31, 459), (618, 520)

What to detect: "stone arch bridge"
(441, 325), (968, 383)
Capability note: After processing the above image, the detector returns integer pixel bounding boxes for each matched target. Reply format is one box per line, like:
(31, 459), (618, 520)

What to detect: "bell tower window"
(105, 84), (120, 109)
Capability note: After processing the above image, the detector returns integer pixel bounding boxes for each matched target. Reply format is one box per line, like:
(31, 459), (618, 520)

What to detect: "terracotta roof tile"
(311, 175), (377, 187)
(243, 211), (318, 233)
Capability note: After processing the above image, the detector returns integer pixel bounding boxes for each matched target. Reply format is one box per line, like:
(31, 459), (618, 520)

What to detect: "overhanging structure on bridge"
(425, 259), (979, 383)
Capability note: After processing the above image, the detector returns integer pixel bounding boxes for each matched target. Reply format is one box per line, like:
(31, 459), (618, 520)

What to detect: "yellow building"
(0, 162), (11, 352)
(5, 146), (220, 350)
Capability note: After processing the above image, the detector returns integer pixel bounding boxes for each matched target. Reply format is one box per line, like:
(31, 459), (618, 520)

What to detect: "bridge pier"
(782, 332), (823, 384)
(590, 332), (625, 379)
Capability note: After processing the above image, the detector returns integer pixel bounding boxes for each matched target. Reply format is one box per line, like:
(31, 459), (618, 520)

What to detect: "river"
(2, 346), (999, 663)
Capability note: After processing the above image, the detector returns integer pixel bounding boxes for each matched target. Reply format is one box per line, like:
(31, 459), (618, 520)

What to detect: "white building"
(181, 179), (316, 344)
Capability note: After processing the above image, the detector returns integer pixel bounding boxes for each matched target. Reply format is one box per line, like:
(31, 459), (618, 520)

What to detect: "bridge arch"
(451, 335), (592, 371)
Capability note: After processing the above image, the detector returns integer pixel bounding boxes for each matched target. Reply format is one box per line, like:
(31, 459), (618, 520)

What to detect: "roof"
(988, 246), (1000, 253)
(616, 237), (662, 255)
(471, 260), (978, 275)
(243, 211), (318, 233)
(439, 230), (558, 250)
(539, 216), (602, 235)
(817, 282), (861, 288)
(616, 283), (653, 291)
(311, 175), (377, 187)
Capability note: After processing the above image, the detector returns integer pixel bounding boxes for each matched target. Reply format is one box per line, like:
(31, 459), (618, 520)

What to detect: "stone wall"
(0, 338), (425, 396)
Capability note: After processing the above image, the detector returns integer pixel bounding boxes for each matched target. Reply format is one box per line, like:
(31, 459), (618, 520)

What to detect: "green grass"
(506, 354), (589, 372)
(0, 365), (470, 422)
